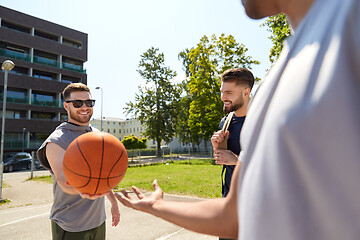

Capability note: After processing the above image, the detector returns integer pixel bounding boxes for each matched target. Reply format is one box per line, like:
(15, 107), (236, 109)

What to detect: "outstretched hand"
(115, 179), (164, 214)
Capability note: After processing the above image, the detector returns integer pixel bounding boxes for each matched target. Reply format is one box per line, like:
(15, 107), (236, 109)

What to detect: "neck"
(280, 0), (315, 29)
(68, 119), (89, 126)
(234, 104), (248, 117)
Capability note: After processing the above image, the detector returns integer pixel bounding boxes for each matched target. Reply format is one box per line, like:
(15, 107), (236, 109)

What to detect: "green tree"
(177, 34), (259, 147)
(262, 14), (291, 63)
(125, 47), (178, 156)
(122, 134), (147, 161)
(121, 134), (147, 150)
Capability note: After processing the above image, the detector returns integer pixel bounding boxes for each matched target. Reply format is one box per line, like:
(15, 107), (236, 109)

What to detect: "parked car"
(3, 152), (33, 172)
(33, 155), (46, 170)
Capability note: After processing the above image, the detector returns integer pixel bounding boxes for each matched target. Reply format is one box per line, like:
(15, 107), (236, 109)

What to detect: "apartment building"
(0, 6), (87, 152)
(90, 117), (157, 148)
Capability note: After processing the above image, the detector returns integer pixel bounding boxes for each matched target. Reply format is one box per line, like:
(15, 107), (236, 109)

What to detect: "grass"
(30, 159), (223, 199)
(0, 198), (11, 205)
(26, 175), (53, 184)
(2, 181), (10, 188)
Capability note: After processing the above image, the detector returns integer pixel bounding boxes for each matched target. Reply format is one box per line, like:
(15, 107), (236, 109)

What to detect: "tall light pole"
(0, 60), (15, 201)
(22, 128), (26, 152)
(95, 87), (103, 132)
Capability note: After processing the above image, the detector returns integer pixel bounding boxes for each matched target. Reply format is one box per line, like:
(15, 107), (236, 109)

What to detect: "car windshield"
(16, 153), (31, 159)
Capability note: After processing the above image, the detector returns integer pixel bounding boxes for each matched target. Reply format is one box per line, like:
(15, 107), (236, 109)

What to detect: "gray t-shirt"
(238, 0), (360, 239)
(37, 122), (106, 232)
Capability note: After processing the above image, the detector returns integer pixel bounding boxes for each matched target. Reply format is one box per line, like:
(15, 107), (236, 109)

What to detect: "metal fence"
(126, 147), (215, 165)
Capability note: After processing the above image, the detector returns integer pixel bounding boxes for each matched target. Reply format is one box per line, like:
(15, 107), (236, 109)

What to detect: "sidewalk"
(0, 170), (217, 240)
(0, 170), (53, 210)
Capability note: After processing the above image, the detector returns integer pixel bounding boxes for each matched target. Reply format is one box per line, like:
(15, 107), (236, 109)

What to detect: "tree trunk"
(156, 139), (161, 157)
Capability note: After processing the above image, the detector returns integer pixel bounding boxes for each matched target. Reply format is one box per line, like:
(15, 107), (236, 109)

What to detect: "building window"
(34, 29), (58, 41)
(33, 69), (57, 81)
(0, 110), (26, 119)
(31, 91), (57, 107)
(2, 88), (28, 104)
(0, 41), (30, 61)
(1, 20), (31, 34)
(11, 66), (29, 76)
(62, 75), (80, 84)
(63, 38), (82, 49)
(62, 57), (84, 72)
(33, 49), (58, 67)
(107, 129), (110, 133)
(30, 133), (49, 149)
(31, 111), (56, 120)
(119, 129), (121, 133)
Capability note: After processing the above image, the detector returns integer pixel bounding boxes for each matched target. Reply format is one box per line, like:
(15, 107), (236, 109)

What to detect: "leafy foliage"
(125, 47), (179, 156)
(121, 134), (147, 150)
(261, 14), (291, 63)
(177, 34), (260, 146)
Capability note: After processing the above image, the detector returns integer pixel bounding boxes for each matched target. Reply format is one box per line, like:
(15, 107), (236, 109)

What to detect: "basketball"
(63, 132), (128, 195)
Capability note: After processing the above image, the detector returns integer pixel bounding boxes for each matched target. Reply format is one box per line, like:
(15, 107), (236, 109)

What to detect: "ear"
(63, 101), (69, 111)
(243, 88), (251, 97)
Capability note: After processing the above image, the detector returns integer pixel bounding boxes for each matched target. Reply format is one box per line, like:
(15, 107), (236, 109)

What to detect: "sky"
(1, 0), (272, 119)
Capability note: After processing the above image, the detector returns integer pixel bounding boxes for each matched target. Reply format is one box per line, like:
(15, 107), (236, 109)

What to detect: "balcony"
(62, 62), (86, 73)
(4, 139), (22, 149)
(4, 139), (42, 150)
(33, 56), (59, 68)
(0, 93), (28, 104)
(0, 48), (86, 74)
(0, 48), (31, 62)
(31, 98), (60, 107)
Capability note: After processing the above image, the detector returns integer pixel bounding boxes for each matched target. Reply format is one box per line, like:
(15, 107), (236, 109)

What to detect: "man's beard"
(69, 110), (92, 123)
(223, 97), (244, 113)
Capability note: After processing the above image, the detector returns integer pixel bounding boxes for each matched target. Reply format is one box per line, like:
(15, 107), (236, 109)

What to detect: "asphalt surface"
(0, 170), (217, 240)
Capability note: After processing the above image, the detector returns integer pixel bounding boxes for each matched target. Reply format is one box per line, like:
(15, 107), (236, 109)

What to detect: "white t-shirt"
(238, 0), (360, 239)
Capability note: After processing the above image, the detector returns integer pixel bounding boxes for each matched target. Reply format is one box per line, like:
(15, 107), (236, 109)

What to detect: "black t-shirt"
(218, 114), (245, 197)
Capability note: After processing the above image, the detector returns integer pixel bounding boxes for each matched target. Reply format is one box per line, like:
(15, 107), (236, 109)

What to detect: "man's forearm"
(150, 197), (238, 238)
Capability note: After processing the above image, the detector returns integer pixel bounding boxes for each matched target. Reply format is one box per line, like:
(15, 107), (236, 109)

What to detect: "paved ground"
(0, 170), (217, 240)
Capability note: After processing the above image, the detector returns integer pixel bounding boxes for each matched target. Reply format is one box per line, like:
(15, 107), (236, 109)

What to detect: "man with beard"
(211, 68), (254, 203)
(37, 83), (120, 240)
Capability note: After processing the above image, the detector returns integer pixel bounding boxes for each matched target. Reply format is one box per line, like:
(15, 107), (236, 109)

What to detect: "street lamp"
(22, 128), (26, 152)
(0, 60), (15, 201)
(95, 87), (103, 132)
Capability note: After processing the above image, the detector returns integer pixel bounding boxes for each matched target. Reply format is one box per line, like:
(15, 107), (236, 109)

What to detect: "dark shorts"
(51, 221), (106, 240)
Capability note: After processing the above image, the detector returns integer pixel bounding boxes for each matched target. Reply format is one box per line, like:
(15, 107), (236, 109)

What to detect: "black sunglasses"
(65, 99), (96, 108)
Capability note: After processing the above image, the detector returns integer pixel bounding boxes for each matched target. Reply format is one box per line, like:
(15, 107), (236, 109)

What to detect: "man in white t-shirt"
(115, 0), (360, 239)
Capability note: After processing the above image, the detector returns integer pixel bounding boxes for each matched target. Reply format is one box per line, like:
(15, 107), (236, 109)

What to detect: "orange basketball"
(63, 132), (128, 195)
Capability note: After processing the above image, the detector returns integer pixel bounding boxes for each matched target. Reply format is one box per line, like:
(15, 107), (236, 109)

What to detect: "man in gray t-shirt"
(37, 83), (120, 240)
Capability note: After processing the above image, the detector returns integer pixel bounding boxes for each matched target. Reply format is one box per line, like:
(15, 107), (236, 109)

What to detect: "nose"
(79, 102), (88, 108)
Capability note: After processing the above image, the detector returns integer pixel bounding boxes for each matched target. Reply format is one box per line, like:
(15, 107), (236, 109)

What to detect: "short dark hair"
(62, 83), (91, 100)
(221, 68), (255, 90)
